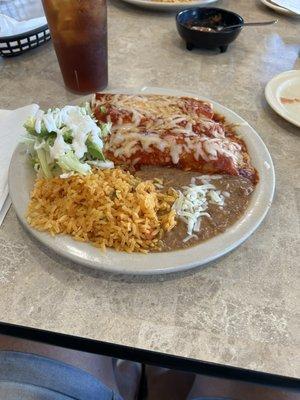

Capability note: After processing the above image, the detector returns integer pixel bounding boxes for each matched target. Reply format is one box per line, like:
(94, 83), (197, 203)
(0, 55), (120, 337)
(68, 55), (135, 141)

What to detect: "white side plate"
(118, 0), (218, 11)
(260, 0), (300, 16)
(265, 70), (300, 128)
(9, 87), (275, 275)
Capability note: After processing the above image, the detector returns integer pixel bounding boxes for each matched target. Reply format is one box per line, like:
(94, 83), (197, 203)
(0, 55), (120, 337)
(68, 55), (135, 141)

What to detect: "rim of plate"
(119, 0), (218, 11)
(265, 70), (300, 128)
(260, 0), (300, 16)
(9, 86), (275, 275)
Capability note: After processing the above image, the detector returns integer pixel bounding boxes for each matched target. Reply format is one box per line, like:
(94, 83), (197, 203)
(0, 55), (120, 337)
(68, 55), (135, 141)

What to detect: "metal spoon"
(190, 19), (278, 33)
(216, 19), (278, 32)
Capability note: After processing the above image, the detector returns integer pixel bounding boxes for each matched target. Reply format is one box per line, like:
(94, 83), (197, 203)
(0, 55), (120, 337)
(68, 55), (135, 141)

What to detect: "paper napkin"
(0, 13), (47, 37)
(0, 105), (39, 226)
(0, 0), (46, 37)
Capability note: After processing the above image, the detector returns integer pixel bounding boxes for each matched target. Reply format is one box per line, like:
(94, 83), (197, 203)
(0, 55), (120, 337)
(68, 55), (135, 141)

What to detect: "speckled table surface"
(0, 0), (299, 379)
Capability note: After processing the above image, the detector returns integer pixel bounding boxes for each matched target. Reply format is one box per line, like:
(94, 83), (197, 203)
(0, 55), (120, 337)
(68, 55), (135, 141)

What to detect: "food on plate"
(92, 94), (258, 183)
(23, 104), (112, 178)
(151, 0), (193, 3)
(27, 168), (177, 253)
(24, 93), (258, 253)
(137, 167), (254, 249)
(280, 97), (300, 104)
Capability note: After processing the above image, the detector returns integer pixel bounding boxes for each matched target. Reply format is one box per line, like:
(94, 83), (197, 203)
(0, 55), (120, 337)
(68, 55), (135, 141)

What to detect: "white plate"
(260, 0), (300, 16)
(265, 70), (300, 128)
(118, 0), (218, 11)
(9, 87), (275, 275)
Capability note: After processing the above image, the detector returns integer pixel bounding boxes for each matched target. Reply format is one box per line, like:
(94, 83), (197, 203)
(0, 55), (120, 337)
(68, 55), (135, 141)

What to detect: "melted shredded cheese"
(172, 176), (226, 241)
(93, 94), (243, 167)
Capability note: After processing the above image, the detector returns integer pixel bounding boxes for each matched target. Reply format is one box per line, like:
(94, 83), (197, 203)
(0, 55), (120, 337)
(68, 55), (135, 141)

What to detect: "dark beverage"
(42, 0), (108, 93)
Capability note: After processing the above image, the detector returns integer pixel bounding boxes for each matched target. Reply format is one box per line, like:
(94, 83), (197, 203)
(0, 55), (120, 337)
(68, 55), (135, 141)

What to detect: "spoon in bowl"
(190, 19), (278, 32)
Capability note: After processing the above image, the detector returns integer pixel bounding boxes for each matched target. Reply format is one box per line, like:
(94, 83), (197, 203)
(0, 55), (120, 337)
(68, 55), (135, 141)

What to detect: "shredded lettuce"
(57, 151), (91, 175)
(23, 104), (113, 178)
(36, 147), (53, 178)
(86, 137), (105, 161)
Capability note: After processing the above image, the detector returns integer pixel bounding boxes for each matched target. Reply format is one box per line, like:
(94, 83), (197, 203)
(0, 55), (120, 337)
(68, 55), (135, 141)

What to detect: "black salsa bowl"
(176, 7), (244, 53)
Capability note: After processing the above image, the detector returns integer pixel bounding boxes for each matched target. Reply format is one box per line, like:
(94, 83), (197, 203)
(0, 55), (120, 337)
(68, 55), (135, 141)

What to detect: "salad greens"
(23, 104), (112, 178)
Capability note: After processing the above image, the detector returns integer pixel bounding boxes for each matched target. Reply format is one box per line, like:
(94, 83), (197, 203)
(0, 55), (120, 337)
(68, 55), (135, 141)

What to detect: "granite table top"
(0, 0), (299, 378)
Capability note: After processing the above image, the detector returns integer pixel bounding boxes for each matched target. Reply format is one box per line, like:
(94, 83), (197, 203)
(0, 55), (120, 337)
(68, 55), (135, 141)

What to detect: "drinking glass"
(42, 0), (108, 93)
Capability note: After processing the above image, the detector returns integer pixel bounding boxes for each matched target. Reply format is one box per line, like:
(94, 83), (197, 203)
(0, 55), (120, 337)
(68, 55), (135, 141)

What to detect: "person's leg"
(144, 366), (196, 400)
(186, 374), (300, 400)
(0, 334), (119, 391)
(0, 334), (141, 400)
(0, 350), (121, 399)
(143, 365), (299, 400)
(113, 359), (142, 400)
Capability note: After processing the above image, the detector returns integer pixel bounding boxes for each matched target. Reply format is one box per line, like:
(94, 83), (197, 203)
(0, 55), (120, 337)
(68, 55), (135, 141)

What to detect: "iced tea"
(42, 0), (108, 93)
